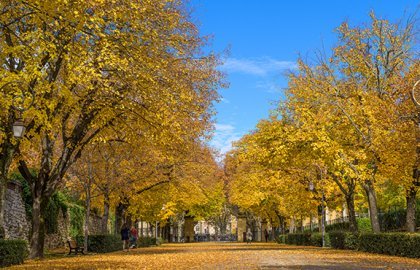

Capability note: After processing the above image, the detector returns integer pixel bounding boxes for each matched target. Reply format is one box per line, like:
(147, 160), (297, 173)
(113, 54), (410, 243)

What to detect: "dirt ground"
(8, 242), (420, 269)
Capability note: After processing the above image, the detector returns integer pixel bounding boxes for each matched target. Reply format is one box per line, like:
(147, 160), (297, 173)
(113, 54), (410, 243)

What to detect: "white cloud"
(256, 81), (284, 94)
(210, 123), (242, 157)
(221, 97), (230, 104)
(215, 123), (234, 132)
(221, 57), (297, 76)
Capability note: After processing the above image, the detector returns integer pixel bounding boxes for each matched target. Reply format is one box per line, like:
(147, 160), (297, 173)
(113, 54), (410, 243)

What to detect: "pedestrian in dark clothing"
(121, 224), (130, 252)
(264, 229), (269, 242)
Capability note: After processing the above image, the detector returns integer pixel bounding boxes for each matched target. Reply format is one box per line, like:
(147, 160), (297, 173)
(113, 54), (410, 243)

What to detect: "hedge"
(379, 210), (406, 231)
(275, 234), (286, 244)
(277, 231), (420, 259)
(285, 233), (312, 246)
(357, 218), (372, 233)
(379, 209), (420, 232)
(326, 222), (350, 232)
(156, 237), (164, 245)
(76, 235), (122, 253)
(137, 237), (158, 247)
(329, 231), (358, 250)
(358, 233), (420, 258)
(0, 240), (28, 267)
(324, 218), (372, 233)
(275, 233), (330, 247)
(310, 233), (330, 247)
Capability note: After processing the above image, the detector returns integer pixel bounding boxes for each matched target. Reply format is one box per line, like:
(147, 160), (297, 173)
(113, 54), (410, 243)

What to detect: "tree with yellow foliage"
(284, 14), (417, 232)
(127, 143), (223, 229)
(0, 0), (221, 258)
(225, 13), (418, 235)
(226, 118), (326, 232)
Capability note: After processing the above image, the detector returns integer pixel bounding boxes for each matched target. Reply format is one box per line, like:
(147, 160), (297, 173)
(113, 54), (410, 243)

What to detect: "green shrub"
(344, 233), (359, 249)
(0, 240), (28, 267)
(378, 208), (420, 232)
(324, 218), (372, 234)
(329, 231), (358, 249)
(310, 233), (330, 247)
(285, 233), (311, 246)
(275, 234), (286, 244)
(156, 237), (164, 245)
(357, 218), (372, 233)
(358, 233), (420, 258)
(326, 222), (350, 232)
(379, 210), (406, 231)
(137, 237), (157, 247)
(76, 235), (121, 253)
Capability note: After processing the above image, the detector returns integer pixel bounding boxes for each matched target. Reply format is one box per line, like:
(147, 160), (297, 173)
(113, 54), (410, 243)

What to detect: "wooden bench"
(67, 240), (85, 255)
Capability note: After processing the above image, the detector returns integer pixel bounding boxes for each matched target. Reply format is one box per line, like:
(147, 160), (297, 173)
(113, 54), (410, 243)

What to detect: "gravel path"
(9, 242), (420, 269)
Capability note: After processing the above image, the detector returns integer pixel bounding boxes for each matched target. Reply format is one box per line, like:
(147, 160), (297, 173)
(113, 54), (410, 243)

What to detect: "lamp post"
(12, 117), (26, 138)
(309, 178), (326, 247)
(411, 80), (420, 107)
(2, 81), (35, 138)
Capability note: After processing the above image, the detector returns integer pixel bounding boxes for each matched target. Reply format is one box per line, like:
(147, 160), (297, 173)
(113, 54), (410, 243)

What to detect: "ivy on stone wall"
(10, 171), (85, 237)
(10, 172), (34, 220)
(45, 193), (68, 234)
(69, 204), (84, 238)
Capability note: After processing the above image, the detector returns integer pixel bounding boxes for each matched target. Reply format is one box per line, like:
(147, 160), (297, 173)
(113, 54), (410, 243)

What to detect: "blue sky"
(190, 1), (419, 157)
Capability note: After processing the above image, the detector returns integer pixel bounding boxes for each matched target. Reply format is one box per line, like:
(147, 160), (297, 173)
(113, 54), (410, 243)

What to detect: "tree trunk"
(317, 204), (323, 233)
(114, 203), (125, 235)
(30, 196), (47, 258)
(0, 143), (15, 239)
(331, 175), (358, 232)
(363, 180), (381, 233)
(126, 213), (133, 229)
(101, 196), (110, 234)
(406, 187), (417, 232)
(275, 211), (284, 234)
(219, 215), (227, 235)
(149, 222), (153, 236)
(83, 190), (91, 253)
(140, 220), (144, 237)
(345, 192), (358, 233)
(0, 174), (7, 239)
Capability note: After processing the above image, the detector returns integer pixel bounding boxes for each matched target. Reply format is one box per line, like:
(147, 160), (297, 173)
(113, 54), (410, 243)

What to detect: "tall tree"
(285, 14), (416, 232)
(1, 0), (221, 257)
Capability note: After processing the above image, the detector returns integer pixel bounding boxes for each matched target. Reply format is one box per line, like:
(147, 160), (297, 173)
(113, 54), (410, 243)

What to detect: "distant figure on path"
(264, 229), (269, 242)
(120, 224), (130, 252)
(130, 226), (138, 248)
(246, 229), (252, 244)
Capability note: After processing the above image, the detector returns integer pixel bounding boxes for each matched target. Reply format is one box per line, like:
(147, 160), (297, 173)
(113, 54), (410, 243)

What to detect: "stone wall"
(89, 214), (103, 235)
(4, 181), (104, 250)
(44, 209), (69, 249)
(4, 181), (29, 240)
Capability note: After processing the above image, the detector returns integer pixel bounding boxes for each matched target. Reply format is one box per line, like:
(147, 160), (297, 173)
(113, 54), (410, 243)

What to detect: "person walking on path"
(120, 224), (130, 252)
(246, 229), (252, 244)
(264, 229), (269, 242)
(130, 226), (138, 249)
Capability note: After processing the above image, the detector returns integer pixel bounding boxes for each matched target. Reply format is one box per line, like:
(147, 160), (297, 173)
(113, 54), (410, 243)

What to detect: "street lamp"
(308, 181), (314, 192)
(309, 179), (326, 248)
(1, 81), (34, 138)
(411, 80), (420, 107)
(12, 118), (26, 138)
